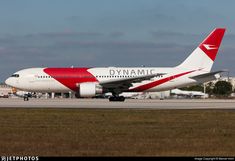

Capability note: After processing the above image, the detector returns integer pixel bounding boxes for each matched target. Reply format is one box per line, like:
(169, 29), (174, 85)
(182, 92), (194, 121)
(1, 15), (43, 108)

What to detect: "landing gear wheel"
(24, 96), (29, 101)
(109, 96), (125, 102)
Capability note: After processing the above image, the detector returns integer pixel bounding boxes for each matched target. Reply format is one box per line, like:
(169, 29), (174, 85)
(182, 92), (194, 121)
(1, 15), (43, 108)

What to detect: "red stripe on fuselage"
(44, 68), (97, 91)
(130, 70), (196, 92)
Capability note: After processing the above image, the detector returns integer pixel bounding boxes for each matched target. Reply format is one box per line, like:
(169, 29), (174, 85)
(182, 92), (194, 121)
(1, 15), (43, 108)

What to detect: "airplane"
(5, 28), (226, 102)
(11, 87), (38, 101)
(171, 89), (208, 98)
(104, 92), (143, 99)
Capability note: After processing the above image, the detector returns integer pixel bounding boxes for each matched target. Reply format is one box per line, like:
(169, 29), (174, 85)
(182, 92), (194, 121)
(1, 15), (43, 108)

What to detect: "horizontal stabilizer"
(190, 70), (227, 83)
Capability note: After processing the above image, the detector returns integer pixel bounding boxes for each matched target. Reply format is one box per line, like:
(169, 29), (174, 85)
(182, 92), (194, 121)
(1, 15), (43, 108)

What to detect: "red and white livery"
(5, 28), (226, 101)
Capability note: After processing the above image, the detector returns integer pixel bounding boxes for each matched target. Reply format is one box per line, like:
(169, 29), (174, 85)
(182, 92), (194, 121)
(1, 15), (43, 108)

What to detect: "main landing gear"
(109, 96), (125, 102)
(23, 94), (29, 101)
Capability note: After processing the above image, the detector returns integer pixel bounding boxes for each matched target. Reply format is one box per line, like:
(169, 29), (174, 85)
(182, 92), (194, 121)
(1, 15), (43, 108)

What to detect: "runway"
(1, 98), (235, 109)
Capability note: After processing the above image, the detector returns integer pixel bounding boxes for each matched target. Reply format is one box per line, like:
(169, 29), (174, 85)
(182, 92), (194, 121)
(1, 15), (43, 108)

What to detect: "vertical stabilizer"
(177, 28), (226, 72)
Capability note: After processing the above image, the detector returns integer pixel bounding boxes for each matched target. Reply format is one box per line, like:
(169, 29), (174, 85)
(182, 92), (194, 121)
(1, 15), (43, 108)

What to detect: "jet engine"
(78, 82), (103, 97)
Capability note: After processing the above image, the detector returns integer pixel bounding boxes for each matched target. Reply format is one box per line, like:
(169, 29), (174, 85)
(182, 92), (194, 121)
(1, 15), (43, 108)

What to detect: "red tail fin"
(199, 28), (226, 61)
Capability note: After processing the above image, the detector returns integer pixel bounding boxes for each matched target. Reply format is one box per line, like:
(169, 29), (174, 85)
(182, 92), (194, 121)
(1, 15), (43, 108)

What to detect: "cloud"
(109, 32), (125, 38)
(150, 30), (202, 44)
(24, 31), (104, 39)
(0, 32), (190, 66)
(65, 16), (81, 22)
(0, 30), (234, 82)
(0, 37), (16, 45)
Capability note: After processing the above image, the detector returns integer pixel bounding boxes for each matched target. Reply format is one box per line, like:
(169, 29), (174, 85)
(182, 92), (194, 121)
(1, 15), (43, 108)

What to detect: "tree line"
(180, 81), (233, 98)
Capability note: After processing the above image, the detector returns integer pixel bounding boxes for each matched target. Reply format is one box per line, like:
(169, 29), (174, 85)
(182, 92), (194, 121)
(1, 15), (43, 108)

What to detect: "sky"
(1, 0), (235, 82)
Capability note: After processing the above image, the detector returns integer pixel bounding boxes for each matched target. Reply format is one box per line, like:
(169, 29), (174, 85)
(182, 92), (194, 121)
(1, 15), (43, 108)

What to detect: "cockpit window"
(11, 74), (19, 78)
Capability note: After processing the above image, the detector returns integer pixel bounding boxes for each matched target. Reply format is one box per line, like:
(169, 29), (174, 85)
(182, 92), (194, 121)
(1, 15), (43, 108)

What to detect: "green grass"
(0, 108), (235, 156)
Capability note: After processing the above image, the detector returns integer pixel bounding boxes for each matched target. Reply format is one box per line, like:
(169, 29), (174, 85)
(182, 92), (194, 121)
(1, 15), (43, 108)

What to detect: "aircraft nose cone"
(5, 78), (12, 86)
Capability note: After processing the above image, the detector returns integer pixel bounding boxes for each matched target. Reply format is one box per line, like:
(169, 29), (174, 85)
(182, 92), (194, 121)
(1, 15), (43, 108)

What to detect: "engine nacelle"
(78, 82), (103, 97)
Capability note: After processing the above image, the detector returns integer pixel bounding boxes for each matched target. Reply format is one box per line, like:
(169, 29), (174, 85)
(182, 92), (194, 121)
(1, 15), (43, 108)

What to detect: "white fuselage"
(5, 67), (200, 93)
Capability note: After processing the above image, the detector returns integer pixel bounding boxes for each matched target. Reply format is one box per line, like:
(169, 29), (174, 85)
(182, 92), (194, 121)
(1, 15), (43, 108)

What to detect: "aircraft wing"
(190, 70), (226, 83)
(100, 73), (165, 91)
